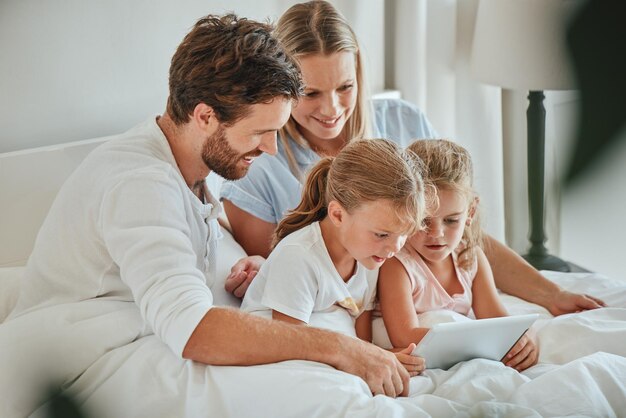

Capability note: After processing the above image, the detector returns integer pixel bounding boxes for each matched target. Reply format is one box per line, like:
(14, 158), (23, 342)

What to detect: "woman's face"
(291, 52), (358, 147)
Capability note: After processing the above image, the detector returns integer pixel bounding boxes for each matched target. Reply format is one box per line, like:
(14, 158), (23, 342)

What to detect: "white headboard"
(0, 133), (230, 267)
(0, 137), (112, 266)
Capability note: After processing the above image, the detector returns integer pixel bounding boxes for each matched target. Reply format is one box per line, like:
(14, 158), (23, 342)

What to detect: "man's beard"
(201, 126), (260, 180)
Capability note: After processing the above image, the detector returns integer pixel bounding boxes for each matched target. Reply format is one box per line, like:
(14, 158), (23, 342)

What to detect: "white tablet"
(411, 313), (539, 370)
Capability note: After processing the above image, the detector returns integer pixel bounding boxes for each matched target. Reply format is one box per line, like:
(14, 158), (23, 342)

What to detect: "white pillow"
(0, 266), (24, 323)
(211, 226), (247, 308)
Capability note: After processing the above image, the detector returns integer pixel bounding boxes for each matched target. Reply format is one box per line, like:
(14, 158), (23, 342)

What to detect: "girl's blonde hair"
(274, 0), (371, 179)
(273, 139), (425, 247)
(407, 139), (482, 270)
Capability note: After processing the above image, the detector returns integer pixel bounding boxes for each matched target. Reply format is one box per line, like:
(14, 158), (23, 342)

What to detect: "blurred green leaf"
(566, 1), (626, 184)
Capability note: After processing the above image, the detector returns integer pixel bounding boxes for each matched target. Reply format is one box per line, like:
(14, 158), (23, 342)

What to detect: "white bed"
(1, 137), (626, 417)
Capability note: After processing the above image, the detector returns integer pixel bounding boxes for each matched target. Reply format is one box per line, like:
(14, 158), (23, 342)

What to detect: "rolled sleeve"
(220, 180), (276, 223)
(260, 246), (319, 323)
(100, 169), (214, 357)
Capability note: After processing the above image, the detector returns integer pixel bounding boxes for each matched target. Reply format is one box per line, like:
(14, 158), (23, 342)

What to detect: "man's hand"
(503, 330), (539, 371)
(224, 256), (265, 298)
(548, 290), (606, 316)
(337, 339), (411, 398)
(393, 343), (425, 377)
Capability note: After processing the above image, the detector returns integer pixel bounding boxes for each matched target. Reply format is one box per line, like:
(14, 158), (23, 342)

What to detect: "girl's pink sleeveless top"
(393, 243), (478, 315)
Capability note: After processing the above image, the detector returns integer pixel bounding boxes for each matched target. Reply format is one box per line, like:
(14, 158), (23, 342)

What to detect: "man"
(7, 14), (411, 401)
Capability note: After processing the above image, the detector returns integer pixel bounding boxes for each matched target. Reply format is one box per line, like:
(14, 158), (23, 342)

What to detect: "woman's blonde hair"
(275, 0), (371, 178)
(273, 139), (425, 247)
(407, 139), (482, 270)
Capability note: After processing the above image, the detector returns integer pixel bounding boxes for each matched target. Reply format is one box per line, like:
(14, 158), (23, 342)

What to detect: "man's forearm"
(183, 306), (411, 398)
(483, 235), (560, 308)
(182, 307), (346, 367)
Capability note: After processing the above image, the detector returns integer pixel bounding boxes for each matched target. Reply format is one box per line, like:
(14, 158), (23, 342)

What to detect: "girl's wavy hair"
(274, 0), (371, 179)
(407, 139), (483, 270)
(167, 14), (303, 126)
(273, 139), (426, 247)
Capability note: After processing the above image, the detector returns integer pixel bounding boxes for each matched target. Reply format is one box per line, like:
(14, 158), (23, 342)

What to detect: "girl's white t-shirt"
(241, 222), (378, 337)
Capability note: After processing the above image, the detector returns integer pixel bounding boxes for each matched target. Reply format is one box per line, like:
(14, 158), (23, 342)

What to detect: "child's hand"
(503, 329), (539, 372)
(394, 343), (425, 377)
(224, 256), (264, 297)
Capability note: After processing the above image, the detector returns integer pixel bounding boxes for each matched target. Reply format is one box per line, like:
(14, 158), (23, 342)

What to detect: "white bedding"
(4, 131), (626, 417)
(2, 264), (626, 417)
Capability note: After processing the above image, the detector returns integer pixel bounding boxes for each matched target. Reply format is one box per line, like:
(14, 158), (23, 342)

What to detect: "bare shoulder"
(378, 257), (411, 290)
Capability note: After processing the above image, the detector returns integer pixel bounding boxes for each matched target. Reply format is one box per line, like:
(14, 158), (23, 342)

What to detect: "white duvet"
(1, 269), (626, 418)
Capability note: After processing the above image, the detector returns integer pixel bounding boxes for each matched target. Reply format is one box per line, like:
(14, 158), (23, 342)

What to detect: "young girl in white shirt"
(377, 139), (538, 371)
(241, 138), (427, 376)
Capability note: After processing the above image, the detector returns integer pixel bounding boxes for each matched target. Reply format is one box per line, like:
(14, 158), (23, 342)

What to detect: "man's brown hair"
(167, 14), (302, 125)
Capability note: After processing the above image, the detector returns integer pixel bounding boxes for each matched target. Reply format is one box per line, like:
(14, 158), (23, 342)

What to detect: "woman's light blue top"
(220, 98), (438, 224)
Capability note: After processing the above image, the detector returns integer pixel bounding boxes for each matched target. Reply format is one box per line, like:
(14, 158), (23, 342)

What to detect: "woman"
(221, 0), (605, 316)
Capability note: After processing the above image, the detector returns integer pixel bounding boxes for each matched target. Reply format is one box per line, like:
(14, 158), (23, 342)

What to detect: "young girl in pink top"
(377, 139), (538, 371)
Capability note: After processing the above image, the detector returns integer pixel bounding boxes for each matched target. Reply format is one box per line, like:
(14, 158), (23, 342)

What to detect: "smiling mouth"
(241, 151), (262, 164)
(313, 115), (341, 126)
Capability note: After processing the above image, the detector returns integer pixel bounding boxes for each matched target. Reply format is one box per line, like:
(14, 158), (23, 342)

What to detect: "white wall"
(560, 130), (626, 280)
(502, 89), (626, 280)
(0, 0), (385, 153)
